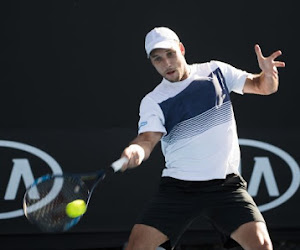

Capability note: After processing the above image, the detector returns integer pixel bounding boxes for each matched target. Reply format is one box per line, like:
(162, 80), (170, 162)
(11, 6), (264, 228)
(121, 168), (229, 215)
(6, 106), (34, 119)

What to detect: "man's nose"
(163, 58), (171, 67)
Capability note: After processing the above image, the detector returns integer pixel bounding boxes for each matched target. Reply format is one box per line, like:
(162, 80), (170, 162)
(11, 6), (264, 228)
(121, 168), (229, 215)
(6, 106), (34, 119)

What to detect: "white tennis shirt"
(138, 61), (250, 181)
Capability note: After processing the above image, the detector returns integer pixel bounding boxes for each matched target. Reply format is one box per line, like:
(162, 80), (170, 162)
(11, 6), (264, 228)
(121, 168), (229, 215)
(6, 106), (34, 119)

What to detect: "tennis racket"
(23, 157), (128, 232)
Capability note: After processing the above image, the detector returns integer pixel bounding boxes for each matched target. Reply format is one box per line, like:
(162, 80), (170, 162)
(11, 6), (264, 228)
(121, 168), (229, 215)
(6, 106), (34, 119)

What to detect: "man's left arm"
(243, 44), (285, 95)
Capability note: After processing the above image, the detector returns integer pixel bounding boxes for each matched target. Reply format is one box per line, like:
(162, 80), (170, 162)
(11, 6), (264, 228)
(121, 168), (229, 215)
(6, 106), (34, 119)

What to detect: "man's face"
(149, 44), (188, 82)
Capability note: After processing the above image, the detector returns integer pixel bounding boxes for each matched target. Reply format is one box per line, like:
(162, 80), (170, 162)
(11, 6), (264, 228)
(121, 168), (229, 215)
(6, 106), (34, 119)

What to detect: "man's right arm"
(120, 131), (163, 171)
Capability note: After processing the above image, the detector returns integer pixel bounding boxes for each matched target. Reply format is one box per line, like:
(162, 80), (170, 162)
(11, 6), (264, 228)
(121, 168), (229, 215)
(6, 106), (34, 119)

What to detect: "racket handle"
(111, 157), (128, 172)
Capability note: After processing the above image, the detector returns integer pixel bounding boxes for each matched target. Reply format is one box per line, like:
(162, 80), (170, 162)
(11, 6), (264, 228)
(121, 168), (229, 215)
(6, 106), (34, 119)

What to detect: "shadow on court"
(2, 232), (300, 249)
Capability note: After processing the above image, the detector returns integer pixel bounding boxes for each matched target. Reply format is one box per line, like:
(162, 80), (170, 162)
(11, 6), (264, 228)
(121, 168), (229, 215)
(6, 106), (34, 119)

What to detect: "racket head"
(23, 172), (100, 232)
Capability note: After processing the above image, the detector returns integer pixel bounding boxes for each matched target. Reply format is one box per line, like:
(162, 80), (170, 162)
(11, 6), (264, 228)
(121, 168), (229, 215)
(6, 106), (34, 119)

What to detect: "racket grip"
(111, 157), (129, 172)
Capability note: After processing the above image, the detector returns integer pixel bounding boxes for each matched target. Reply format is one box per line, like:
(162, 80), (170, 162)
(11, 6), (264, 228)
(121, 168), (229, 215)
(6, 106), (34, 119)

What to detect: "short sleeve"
(138, 96), (167, 135)
(211, 61), (252, 95)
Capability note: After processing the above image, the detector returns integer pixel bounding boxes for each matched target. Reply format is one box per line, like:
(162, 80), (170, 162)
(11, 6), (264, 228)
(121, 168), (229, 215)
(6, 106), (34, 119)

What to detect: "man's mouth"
(166, 70), (176, 75)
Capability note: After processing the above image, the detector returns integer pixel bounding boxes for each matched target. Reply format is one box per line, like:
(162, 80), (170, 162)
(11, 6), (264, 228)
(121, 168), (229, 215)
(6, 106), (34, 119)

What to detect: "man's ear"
(179, 42), (185, 56)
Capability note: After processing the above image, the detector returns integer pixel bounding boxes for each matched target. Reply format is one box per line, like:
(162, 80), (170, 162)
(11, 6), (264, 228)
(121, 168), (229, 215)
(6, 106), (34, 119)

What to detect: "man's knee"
(231, 221), (273, 250)
(126, 224), (168, 250)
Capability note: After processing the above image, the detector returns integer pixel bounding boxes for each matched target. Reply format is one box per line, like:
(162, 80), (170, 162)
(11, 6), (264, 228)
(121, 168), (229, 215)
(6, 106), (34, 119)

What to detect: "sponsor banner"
(0, 128), (299, 234)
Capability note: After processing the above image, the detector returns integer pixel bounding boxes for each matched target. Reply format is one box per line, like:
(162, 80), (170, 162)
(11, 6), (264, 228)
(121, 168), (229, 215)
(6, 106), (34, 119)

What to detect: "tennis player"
(120, 27), (285, 250)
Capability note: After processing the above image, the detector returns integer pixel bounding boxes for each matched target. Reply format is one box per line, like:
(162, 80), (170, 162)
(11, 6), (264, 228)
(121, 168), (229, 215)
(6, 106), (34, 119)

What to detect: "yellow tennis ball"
(65, 199), (87, 218)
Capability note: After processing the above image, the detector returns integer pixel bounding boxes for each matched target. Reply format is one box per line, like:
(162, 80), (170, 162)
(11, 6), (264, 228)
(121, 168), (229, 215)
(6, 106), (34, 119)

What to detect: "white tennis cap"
(145, 27), (180, 57)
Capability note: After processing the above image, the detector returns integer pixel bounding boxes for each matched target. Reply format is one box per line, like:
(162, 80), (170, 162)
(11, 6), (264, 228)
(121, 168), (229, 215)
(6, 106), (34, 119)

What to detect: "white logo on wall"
(239, 139), (300, 212)
(0, 140), (62, 219)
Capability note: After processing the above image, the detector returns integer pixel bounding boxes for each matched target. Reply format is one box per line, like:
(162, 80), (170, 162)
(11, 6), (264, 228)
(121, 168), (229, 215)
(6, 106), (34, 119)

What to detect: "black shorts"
(136, 174), (265, 249)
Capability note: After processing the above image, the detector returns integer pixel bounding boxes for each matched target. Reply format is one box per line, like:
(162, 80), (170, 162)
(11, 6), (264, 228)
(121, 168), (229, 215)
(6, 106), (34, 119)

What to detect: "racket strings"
(24, 176), (89, 232)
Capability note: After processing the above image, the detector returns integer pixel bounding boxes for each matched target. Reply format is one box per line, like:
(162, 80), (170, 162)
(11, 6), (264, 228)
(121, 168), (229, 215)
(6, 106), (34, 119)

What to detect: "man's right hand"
(121, 144), (145, 171)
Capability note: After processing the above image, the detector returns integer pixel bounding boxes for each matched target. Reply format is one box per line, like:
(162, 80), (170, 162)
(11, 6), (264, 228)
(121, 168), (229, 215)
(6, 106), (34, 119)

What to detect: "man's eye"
(154, 57), (162, 62)
(167, 51), (175, 57)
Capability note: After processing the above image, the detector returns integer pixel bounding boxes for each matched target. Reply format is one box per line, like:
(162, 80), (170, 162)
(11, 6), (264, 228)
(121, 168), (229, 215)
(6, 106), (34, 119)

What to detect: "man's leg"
(231, 221), (273, 250)
(126, 224), (169, 250)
